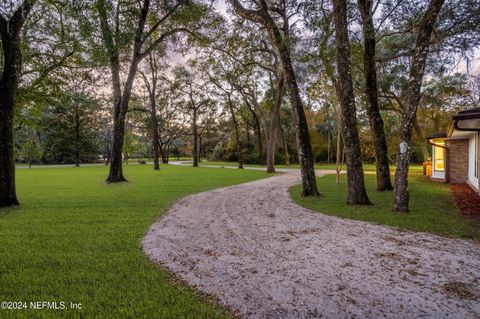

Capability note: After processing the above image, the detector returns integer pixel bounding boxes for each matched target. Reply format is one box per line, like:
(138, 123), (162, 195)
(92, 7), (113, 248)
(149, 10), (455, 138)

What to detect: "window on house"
(434, 144), (445, 172)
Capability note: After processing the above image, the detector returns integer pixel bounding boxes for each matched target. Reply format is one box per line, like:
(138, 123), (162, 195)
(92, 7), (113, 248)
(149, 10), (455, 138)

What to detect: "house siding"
(445, 139), (469, 183)
(477, 134), (480, 193)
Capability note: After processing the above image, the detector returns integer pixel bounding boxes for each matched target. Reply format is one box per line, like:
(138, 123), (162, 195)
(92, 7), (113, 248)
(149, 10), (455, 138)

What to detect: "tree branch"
(226, 0), (264, 24)
(139, 27), (195, 59)
(143, 1), (184, 41)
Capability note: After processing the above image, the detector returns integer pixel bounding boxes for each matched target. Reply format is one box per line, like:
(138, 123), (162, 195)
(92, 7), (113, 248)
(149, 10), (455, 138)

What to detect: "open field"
(0, 165), (267, 318)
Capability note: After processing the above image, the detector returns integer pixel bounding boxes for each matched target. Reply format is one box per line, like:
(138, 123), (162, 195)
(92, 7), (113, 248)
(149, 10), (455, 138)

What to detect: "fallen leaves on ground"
(450, 183), (480, 216)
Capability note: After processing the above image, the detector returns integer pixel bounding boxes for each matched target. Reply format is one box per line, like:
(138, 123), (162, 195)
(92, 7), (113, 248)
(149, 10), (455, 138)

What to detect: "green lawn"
(126, 157), (193, 164)
(184, 160), (377, 171)
(0, 165), (267, 318)
(290, 172), (480, 240)
(187, 160), (423, 173)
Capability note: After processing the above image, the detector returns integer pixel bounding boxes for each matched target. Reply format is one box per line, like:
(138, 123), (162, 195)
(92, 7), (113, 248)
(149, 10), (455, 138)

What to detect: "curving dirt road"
(143, 169), (480, 319)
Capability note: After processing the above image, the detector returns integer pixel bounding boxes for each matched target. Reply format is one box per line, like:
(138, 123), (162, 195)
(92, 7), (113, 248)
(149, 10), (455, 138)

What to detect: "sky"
(456, 50), (480, 76)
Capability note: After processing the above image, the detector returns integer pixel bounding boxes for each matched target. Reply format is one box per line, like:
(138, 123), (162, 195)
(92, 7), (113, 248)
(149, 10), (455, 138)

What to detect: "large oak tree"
(93, 0), (201, 182)
(357, 0), (393, 191)
(227, 0), (319, 196)
(393, 0), (445, 212)
(332, 0), (371, 205)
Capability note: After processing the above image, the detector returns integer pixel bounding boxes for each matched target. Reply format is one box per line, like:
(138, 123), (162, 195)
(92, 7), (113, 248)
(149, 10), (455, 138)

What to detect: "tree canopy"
(1, 0), (479, 209)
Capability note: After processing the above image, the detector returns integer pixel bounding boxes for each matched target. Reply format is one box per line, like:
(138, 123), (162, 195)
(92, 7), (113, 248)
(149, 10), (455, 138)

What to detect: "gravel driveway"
(143, 169), (480, 318)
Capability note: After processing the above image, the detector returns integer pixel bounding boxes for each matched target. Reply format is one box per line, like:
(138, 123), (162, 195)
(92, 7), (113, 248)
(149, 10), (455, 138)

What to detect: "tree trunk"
(193, 108), (199, 167)
(255, 120), (263, 166)
(198, 134), (202, 163)
(335, 126), (344, 185)
(75, 104), (80, 167)
(159, 146), (169, 164)
(162, 152), (168, 164)
(393, 0), (445, 212)
(333, 0), (371, 205)
(227, 97), (244, 169)
(142, 53), (161, 170)
(106, 100), (128, 182)
(245, 104), (264, 166)
(152, 139), (160, 170)
(166, 145), (171, 163)
(106, 55), (142, 183)
(0, 97), (18, 207)
(106, 124), (127, 184)
(280, 126), (290, 165)
(241, 96), (264, 165)
(36, 130), (46, 165)
(327, 132), (331, 163)
(267, 75), (285, 173)
(0, 3), (35, 207)
(358, 0), (392, 191)
(97, 0), (149, 183)
(414, 119), (430, 161)
(98, 0), (127, 183)
(276, 42), (319, 196)
(105, 140), (111, 166)
(149, 97), (160, 170)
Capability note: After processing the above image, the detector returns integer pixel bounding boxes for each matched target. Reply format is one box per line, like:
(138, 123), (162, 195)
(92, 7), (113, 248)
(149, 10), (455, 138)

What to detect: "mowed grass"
(125, 157), (194, 164)
(186, 160), (423, 173)
(0, 164), (267, 318)
(185, 160), (380, 171)
(290, 172), (480, 240)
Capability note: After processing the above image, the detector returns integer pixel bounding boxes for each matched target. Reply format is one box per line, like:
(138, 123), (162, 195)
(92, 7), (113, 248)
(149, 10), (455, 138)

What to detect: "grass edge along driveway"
(290, 172), (480, 241)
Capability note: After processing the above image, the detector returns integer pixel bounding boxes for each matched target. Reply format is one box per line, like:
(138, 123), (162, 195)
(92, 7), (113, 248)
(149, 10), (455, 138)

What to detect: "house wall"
(467, 133), (479, 192)
(445, 139), (469, 183)
(477, 134), (480, 193)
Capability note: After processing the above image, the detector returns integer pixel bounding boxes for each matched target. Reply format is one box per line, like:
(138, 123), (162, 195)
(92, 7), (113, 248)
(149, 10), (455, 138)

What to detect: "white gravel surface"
(143, 169), (480, 319)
